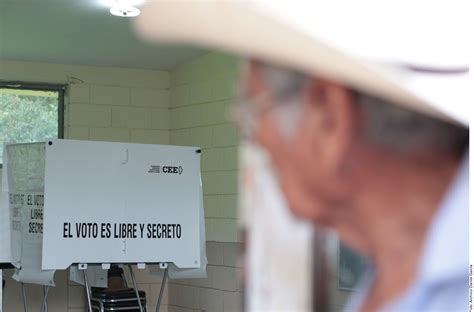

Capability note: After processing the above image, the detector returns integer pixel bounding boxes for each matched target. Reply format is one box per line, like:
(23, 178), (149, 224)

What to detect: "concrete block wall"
(167, 52), (243, 312)
(0, 60), (172, 311)
(67, 83), (169, 143)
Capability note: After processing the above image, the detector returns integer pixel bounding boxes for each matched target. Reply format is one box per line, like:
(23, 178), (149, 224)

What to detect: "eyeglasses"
(230, 60), (308, 139)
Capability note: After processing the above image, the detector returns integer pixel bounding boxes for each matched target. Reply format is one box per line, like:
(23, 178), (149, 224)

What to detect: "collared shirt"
(344, 154), (469, 312)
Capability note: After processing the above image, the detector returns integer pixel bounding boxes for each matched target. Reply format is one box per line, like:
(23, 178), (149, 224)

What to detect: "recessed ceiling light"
(110, 4), (140, 17)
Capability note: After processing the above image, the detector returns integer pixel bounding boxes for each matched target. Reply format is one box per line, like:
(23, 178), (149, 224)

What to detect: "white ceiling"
(0, 0), (207, 70)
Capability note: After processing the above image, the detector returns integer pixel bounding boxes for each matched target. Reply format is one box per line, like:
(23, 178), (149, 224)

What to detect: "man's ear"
(303, 78), (359, 175)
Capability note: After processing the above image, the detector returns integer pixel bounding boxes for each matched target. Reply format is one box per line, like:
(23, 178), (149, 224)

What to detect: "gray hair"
(256, 62), (468, 154)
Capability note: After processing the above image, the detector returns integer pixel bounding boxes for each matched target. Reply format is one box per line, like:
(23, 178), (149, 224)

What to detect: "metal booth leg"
(128, 264), (144, 312)
(39, 286), (50, 312)
(156, 266), (168, 312)
(21, 282), (28, 312)
(81, 267), (93, 312)
(120, 265), (129, 288)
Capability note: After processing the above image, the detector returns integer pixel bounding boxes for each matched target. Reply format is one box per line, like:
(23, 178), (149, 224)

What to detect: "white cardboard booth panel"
(42, 139), (203, 270)
(2, 143), (55, 286)
(1, 139), (205, 286)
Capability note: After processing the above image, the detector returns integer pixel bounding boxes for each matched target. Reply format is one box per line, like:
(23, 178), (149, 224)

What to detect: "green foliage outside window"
(0, 88), (59, 163)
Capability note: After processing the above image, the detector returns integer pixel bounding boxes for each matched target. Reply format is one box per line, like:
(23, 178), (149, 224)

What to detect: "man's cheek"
(255, 114), (281, 150)
(278, 164), (328, 224)
(255, 114), (291, 168)
(256, 114), (312, 190)
(291, 116), (327, 186)
(278, 170), (309, 219)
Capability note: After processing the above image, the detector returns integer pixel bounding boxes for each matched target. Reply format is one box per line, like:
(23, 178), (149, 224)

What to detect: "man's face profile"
(240, 60), (465, 257)
(242, 61), (368, 251)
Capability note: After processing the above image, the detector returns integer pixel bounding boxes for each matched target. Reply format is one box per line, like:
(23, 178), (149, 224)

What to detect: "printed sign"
(3, 143), (55, 286)
(42, 139), (203, 270)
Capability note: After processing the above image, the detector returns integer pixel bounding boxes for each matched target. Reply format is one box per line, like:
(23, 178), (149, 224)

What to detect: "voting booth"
(1, 139), (207, 312)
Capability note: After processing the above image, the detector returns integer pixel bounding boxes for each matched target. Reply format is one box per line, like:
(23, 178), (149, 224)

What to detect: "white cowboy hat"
(135, 0), (470, 126)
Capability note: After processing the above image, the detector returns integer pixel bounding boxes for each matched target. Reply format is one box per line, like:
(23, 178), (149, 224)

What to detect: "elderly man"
(239, 61), (468, 312)
(136, 2), (469, 311)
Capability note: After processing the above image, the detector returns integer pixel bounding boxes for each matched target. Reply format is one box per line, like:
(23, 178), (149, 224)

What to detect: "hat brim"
(135, 1), (469, 127)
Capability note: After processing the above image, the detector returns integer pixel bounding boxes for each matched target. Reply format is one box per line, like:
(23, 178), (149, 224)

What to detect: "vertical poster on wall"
(240, 142), (314, 311)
